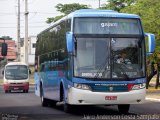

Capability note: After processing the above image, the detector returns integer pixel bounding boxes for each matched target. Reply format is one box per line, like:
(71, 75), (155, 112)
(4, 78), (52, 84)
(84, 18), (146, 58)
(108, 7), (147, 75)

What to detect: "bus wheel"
(23, 90), (28, 93)
(62, 89), (71, 113)
(64, 103), (71, 113)
(5, 90), (8, 93)
(118, 104), (130, 114)
(40, 87), (48, 107)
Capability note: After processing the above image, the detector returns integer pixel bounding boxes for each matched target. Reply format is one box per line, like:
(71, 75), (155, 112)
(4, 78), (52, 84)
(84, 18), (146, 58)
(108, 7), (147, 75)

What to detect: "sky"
(0, 0), (106, 40)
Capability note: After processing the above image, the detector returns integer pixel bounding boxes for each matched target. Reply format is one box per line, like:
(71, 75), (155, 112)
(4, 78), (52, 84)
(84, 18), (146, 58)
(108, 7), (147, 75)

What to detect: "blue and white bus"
(34, 9), (155, 113)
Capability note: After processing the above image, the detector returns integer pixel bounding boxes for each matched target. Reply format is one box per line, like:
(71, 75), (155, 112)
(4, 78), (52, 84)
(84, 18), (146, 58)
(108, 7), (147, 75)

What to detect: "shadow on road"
(47, 101), (136, 116)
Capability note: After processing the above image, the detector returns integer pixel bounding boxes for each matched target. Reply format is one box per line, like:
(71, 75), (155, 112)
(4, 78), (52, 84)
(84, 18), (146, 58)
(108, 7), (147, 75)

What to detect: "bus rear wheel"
(40, 87), (48, 107)
(118, 104), (130, 114)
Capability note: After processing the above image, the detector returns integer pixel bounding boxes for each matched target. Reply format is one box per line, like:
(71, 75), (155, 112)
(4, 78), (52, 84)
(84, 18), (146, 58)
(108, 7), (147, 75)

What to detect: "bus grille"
(90, 85), (128, 92)
(9, 86), (24, 90)
(10, 83), (23, 84)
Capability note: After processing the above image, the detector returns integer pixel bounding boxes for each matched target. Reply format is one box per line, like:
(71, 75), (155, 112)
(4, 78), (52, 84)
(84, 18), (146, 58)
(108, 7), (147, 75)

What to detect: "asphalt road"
(0, 86), (160, 120)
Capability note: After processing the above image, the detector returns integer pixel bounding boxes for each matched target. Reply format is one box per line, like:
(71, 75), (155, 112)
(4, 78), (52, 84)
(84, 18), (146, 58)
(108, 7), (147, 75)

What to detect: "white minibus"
(2, 62), (31, 93)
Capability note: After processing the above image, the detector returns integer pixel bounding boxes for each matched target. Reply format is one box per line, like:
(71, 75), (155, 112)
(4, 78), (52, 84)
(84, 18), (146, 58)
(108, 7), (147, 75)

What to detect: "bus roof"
(5, 62), (28, 66)
(37, 9), (140, 36)
(68, 9), (140, 19)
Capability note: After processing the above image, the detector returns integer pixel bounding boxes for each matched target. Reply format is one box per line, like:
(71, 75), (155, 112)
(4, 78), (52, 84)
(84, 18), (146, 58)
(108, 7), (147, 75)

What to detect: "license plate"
(105, 96), (117, 100)
(14, 87), (19, 90)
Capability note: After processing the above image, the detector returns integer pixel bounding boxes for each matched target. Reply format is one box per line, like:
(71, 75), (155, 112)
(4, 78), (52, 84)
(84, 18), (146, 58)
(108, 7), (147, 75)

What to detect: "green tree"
(46, 3), (89, 24)
(0, 36), (12, 40)
(121, 0), (160, 41)
(121, 0), (160, 88)
(101, 0), (136, 11)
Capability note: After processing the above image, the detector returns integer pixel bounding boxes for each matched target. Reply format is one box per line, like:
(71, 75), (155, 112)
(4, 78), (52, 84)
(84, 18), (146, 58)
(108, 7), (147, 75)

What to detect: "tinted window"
(74, 18), (142, 35)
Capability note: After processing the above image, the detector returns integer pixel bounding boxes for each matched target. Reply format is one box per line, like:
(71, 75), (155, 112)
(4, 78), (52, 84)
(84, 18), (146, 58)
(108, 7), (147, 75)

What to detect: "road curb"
(146, 97), (160, 102)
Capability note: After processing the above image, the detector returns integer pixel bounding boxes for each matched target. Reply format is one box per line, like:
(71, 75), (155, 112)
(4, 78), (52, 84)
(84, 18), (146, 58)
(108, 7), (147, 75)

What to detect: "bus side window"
(40, 64), (45, 72)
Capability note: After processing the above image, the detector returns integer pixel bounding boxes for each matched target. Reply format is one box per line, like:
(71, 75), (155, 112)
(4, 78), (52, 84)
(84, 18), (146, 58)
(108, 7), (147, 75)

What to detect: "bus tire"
(40, 86), (48, 107)
(63, 94), (71, 113)
(64, 103), (71, 113)
(49, 100), (56, 107)
(5, 90), (8, 93)
(61, 85), (71, 113)
(118, 104), (130, 114)
(23, 90), (28, 93)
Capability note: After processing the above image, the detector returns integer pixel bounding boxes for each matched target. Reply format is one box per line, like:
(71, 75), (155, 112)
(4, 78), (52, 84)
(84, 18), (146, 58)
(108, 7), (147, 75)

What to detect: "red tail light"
(127, 84), (134, 91)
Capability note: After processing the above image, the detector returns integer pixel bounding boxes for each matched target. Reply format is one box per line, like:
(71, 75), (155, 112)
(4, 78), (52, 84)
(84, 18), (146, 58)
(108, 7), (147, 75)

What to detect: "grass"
(0, 80), (3, 85)
(29, 78), (35, 84)
(146, 86), (160, 93)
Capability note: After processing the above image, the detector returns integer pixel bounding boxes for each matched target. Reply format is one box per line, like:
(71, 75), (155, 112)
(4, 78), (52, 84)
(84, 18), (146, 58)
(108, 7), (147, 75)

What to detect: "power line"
(0, 12), (16, 14)
(29, 12), (59, 15)
(0, 21), (47, 24)
(0, 26), (47, 28)
(28, 0), (38, 5)
(0, 12), (59, 14)
(0, 23), (16, 24)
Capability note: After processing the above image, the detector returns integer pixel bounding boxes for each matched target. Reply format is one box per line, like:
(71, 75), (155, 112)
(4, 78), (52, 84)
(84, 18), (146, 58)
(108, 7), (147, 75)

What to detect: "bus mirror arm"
(2, 70), (4, 75)
(73, 41), (77, 57)
(29, 69), (31, 74)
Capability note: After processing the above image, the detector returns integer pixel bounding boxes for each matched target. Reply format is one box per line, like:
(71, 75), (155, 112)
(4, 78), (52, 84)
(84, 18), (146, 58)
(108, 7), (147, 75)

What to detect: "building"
(20, 36), (36, 65)
(0, 39), (16, 61)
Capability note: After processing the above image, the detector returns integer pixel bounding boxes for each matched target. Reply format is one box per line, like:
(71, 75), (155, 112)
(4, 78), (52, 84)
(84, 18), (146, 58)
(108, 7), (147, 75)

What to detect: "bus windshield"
(74, 37), (145, 80)
(5, 65), (28, 80)
(74, 18), (142, 35)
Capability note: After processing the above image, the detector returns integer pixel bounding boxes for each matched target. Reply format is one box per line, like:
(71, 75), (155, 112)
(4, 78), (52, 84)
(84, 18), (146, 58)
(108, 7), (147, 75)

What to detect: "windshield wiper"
(94, 57), (129, 80)
(114, 63), (129, 79)
(94, 57), (109, 79)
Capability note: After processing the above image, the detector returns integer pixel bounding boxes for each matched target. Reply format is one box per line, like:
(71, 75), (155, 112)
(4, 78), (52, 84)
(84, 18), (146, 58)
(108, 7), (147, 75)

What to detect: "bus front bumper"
(3, 83), (29, 91)
(67, 87), (146, 105)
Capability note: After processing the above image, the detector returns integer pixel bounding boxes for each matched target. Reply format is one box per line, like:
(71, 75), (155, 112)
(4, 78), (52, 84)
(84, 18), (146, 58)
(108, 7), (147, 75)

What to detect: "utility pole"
(17, 0), (20, 62)
(99, 0), (101, 8)
(24, 0), (29, 64)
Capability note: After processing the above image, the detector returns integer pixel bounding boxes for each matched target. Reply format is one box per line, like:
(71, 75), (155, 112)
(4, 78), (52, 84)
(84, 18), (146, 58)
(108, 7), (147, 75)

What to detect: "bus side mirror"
(145, 33), (155, 55)
(66, 32), (74, 53)
(2, 70), (4, 75)
(1, 43), (8, 56)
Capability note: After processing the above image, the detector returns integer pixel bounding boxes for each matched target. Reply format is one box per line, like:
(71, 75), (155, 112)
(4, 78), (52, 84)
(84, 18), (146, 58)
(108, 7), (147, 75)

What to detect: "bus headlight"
(132, 83), (146, 90)
(74, 83), (91, 90)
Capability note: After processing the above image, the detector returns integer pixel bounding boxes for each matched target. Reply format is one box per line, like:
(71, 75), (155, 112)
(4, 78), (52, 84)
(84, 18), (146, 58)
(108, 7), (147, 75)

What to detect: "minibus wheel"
(118, 104), (130, 114)
(5, 90), (8, 93)
(23, 90), (28, 93)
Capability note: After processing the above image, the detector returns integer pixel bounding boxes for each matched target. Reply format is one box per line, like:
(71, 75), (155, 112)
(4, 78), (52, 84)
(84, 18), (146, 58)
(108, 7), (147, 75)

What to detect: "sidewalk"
(146, 79), (160, 102)
(146, 91), (160, 102)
